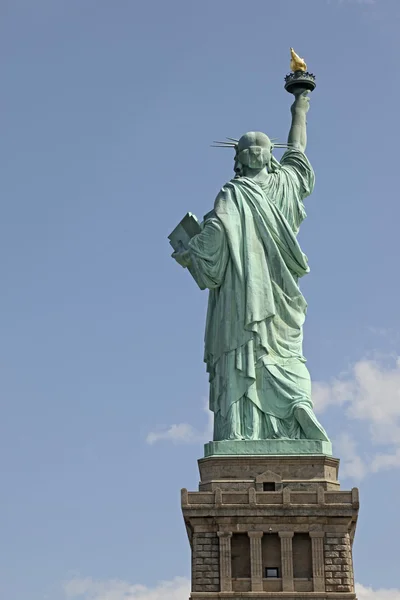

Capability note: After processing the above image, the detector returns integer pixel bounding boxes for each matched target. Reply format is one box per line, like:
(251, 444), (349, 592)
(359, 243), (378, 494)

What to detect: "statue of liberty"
(170, 74), (329, 444)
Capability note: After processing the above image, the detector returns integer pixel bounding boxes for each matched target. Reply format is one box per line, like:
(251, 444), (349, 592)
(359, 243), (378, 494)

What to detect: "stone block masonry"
(324, 532), (354, 593)
(192, 532), (219, 592)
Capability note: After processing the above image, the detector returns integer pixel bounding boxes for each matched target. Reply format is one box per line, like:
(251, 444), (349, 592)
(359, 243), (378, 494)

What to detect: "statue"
(169, 50), (329, 445)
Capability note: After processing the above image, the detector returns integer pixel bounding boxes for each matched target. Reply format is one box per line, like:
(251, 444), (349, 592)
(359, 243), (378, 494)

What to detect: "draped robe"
(188, 149), (329, 441)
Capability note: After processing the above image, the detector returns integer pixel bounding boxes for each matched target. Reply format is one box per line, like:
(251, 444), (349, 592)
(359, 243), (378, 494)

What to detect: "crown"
(211, 137), (290, 150)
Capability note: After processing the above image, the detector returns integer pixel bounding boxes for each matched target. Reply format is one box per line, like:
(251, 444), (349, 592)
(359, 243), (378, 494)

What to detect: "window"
(262, 533), (281, 578)
(231, 534), (251, 578)
(265, 568), (279, 578)
(263, 482), (275, 491)
(292, 533), (312, 579)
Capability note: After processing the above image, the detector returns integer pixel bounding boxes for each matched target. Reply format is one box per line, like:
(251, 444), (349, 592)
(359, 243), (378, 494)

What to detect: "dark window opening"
(262, 533), (281, 579)
(265, 567), (279, 578)
(293, 533), (312, 579)
(231, 533), (251, 578)
(263, 482), (275, 491)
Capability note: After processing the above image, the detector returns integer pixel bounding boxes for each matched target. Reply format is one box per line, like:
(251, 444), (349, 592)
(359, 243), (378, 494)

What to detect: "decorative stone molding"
(279, 531), (294, 591)
(352, 487), (360, 509)
(248, 487), (256, 506)
(181, 488), (188, 507)
(248, 531), (263, 592)
(217, 531), (232, 592)
(255, 469), (282, 490)
(310, 531), (325, 592)
(283, 487), (291, 506)
(184, 488), (355, 507)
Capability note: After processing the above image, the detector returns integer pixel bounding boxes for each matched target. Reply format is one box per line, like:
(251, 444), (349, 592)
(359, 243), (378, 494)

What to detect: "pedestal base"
(205, 439), (332, 457)
(198, 453), (340, 492)
(182, 453), (359, 599)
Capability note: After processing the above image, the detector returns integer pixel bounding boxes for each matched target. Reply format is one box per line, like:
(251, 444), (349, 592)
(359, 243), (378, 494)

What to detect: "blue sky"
(1, 1), (400, 599)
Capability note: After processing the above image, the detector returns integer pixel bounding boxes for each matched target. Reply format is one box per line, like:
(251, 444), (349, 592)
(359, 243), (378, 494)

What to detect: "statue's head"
(234, 132), (273, 176)
(212, 132), (289, 176)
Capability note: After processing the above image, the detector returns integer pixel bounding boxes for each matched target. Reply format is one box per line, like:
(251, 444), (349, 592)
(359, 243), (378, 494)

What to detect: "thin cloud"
(146, 400), (213, 445)
(63, 577), (399, 600)
(314, 356), (400, 480)
(371, 448), (400, 473)
(333, 433), (368, 482)
(146, 423), (202, 445)
(64, 576), (190, 600)
(313, 357), (400, 427)
(357, 583), (400, 600)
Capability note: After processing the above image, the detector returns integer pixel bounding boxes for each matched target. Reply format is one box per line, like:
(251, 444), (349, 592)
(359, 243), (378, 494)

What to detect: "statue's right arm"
(287, 90), (310, 153)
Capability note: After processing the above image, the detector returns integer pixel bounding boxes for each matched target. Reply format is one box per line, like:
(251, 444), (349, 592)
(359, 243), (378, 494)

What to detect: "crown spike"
(212, 141), (237, 146)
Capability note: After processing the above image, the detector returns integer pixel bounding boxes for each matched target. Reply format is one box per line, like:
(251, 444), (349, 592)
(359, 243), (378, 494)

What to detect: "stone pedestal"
(182, 452), (359, 600)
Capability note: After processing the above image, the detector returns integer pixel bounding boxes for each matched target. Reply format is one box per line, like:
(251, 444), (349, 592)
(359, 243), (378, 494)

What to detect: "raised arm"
(287, 90), (310, 153)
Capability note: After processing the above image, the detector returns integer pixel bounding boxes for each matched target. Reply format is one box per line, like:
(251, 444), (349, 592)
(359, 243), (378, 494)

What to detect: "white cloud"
(370, 448), (400, 473)
(313, 357), (400, 480)
(313, 358), (400, 439)
(146, 423), (200, 445)
(345, 358), (400, 425)
(313, 357), (400, 422)
(64, 576), (190, 600)
(356, 583), (400, 600)
(333, 433), (368, 482)
(312, 377), (354, 413)
(63, 577), (400, 600)
(146, 400), (213, 446)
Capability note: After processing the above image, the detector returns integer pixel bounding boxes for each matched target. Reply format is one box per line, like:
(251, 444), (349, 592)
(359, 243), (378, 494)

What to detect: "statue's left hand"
(172, 248), (191, 268)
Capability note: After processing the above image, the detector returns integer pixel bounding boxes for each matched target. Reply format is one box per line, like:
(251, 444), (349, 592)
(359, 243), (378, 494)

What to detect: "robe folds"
(188, 149), (329, 441)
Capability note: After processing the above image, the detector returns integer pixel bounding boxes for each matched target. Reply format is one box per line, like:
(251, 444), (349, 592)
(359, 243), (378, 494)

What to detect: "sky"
(0, 0), (400, 599)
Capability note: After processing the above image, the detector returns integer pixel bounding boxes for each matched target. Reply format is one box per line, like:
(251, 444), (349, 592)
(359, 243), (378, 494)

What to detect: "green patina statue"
(170, 57), (330, 451)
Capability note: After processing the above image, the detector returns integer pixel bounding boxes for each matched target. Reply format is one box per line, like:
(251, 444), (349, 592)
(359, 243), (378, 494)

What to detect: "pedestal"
(182, 451), (359, 600)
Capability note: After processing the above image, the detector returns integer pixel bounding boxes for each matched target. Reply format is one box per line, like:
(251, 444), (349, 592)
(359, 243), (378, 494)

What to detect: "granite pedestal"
(182, 444), (359, 600)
